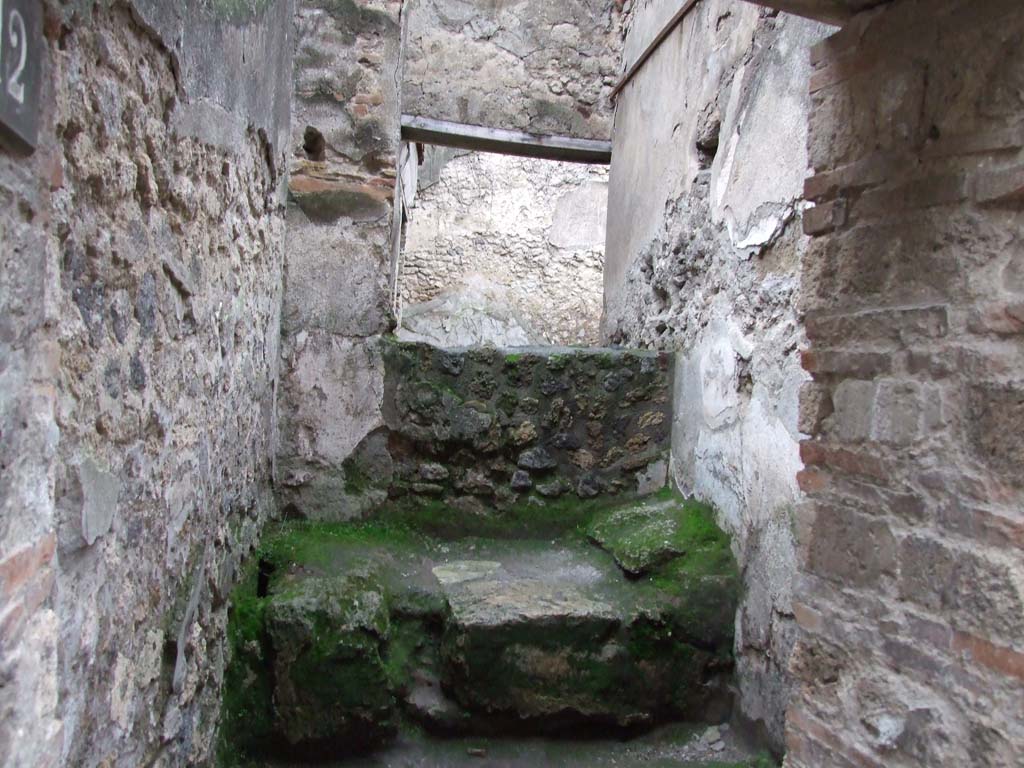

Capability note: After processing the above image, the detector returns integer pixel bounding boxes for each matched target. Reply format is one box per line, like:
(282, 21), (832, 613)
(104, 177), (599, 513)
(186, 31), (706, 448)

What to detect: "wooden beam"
(610, 0), (700, 101)
(610, 0), (856, 102)
(400, 115), (612, 165)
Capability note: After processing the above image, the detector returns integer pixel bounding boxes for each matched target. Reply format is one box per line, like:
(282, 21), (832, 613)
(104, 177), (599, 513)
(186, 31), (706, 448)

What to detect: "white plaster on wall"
(401, 152), (608, 346)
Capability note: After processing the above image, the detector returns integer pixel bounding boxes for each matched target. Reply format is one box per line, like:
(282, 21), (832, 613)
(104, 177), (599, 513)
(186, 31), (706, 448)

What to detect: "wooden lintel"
(400, 115), (612, 165)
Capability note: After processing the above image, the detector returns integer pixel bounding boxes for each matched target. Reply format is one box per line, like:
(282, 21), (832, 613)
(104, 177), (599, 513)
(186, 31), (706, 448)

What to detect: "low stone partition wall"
(279, 341), (673, 523)
(380, 342), (673, 516)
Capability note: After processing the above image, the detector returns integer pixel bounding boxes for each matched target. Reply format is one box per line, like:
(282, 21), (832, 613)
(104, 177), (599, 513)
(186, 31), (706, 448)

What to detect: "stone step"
(434, 540), (731, 729)
(220, 492), (740, 761)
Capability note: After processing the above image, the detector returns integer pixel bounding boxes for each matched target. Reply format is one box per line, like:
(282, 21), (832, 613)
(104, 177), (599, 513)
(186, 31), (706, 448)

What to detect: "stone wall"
(54, 4), (293, 765)
(603, 0), (831, 752)
(379, 342), (672, 517)
(403, 0), (622, 140)
(279, 341), (673, 525)
(0, 1), (293, 766)
(400, 151), (608, 347)
(278, 0), (404, 524)
(790, 1), (1024, 765)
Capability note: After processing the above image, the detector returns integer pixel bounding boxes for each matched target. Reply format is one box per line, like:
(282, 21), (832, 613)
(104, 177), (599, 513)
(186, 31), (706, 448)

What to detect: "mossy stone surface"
(220, 496), (739, 760)
(266, 570), (397, 754)
(587, 495), (730, 576)
(433, 536), (734, 727)
(377, 491), (664, 541)
(376, 340), (673, 522)
(219, 560), (276, 763)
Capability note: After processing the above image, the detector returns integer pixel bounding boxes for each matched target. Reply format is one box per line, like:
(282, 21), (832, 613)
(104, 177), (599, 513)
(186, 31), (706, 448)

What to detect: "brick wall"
(791, 1), (1024, 764)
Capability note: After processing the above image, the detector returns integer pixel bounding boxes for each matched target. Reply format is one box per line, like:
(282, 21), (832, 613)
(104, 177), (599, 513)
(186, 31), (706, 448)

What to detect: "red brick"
(803, 152), (896, 202)
(797, 468), (829, 494)
(852, 174), (969, 221)
(953, 631), (1024, 682)
(803, 170), (838, 202)
(800, 441), (888, 481)
(0, 534), (56, 599)
(351, 91), (384, 106)
(968, 301), (1024, 336)
(801, 349), (892, 377)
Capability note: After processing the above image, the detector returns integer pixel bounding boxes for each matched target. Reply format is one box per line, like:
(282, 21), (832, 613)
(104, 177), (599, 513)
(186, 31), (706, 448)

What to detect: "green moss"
(217, 559), (275, 764)
(702, 758), (778, 768)
(309, 0), (397, 30)
(220, 494), (741, 756)
(644, 550), (740, 653)
(382, 617), (443, 693)
(377, 491), (644, 540)
(343, 459), (372, 495)
(256, 520), (427, 574)
(264, 573), (398, 752)
(286, 615), (388, 706)
(545, 353), (570, 370)
(588, 493), (730, 576)
(210, 0), (274, 22)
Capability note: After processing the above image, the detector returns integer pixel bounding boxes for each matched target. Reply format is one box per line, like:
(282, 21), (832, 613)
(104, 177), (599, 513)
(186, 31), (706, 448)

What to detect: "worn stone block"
(967, 384), (1024, 487)
(974, 163), (1024, 205)
(899, 536), (1024, 641)
(806, 504), (897, 587)
(801, 349), (892, 378)
(78, 458), (120, 547)
(829, 380), (875, 442)
(266, 573), (397, 753)
(803, 198), (848, 236)
(804, 306), (949, 345)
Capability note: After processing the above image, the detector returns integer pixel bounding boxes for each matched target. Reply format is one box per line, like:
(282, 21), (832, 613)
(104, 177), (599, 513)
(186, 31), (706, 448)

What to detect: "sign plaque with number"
(0, 0), (40, 154)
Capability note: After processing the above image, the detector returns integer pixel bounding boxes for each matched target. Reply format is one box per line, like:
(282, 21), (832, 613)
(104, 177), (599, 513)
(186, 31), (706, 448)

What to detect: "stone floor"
(237, 721), (772, 767)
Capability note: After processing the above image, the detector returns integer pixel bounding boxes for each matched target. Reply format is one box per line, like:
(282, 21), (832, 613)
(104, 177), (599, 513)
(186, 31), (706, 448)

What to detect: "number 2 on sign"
(0, 1), (27, 106)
